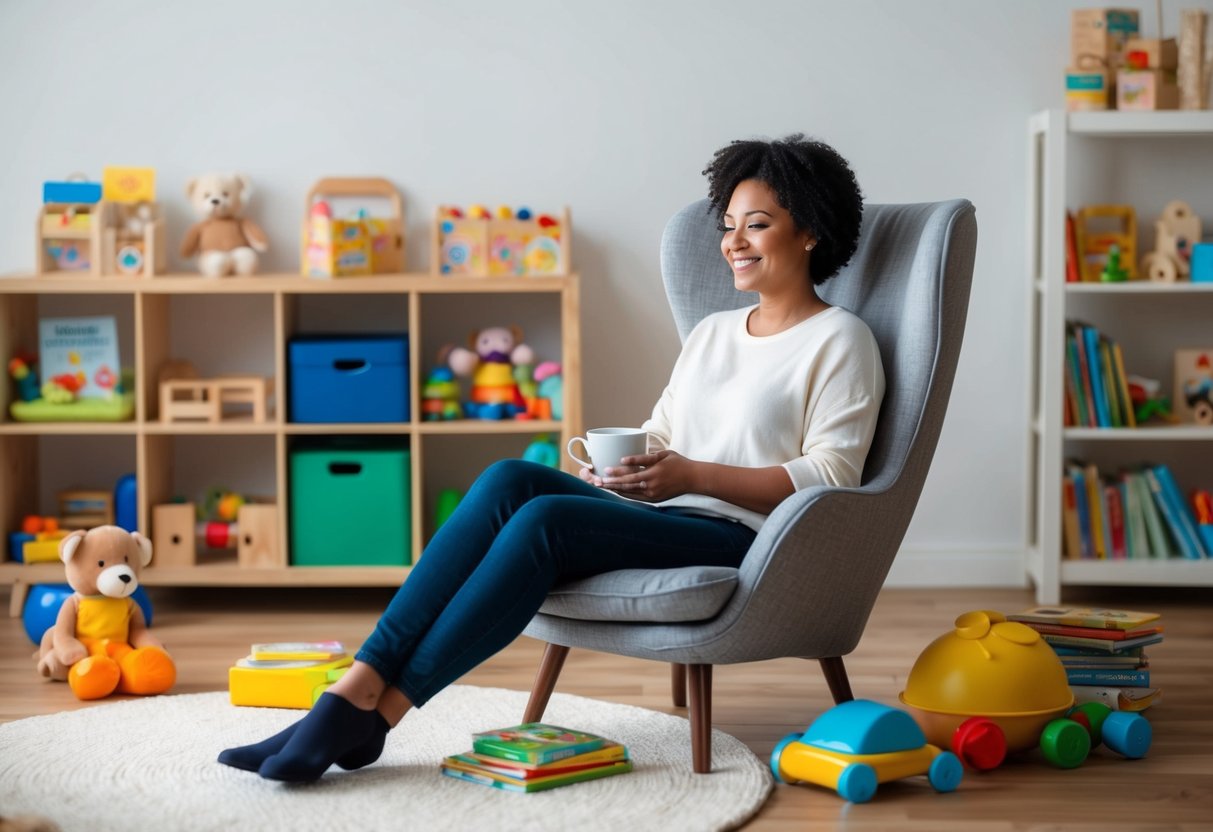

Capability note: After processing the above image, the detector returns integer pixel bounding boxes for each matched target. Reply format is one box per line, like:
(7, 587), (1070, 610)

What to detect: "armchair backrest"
(659, 199), (977, 657)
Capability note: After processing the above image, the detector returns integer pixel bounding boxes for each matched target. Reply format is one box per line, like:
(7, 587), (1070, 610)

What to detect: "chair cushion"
(538, 567), (740, 622)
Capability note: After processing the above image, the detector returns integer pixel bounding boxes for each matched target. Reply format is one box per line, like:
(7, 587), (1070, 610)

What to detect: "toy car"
(770, 699), (963, 803)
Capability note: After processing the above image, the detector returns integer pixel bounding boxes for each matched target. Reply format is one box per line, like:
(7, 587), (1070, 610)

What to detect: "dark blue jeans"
(355, 459), (756, 707)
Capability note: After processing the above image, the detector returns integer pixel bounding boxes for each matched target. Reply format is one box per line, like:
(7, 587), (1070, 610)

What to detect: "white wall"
(4, 0), (1209, 584)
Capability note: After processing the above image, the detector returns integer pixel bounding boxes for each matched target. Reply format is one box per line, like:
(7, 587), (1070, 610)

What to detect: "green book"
(1132, 472), (1172, 558)
(472, 723), (611, 765)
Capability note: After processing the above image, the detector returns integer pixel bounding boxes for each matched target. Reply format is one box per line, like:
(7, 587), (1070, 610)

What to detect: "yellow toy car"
(770, 699), (963, 803)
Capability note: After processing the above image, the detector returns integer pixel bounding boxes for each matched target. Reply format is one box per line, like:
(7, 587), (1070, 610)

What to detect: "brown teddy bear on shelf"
(180, 172), (268, 276)
(35, 526), (176, 700)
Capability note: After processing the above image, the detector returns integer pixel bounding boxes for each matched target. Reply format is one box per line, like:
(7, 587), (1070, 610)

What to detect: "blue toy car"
(770, 699), (963, 803)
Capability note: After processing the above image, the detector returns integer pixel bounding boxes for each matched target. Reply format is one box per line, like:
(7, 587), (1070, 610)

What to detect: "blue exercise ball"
(22, 583), (153, 645)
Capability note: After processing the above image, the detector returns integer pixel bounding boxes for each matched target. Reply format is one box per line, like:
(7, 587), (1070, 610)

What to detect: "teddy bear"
(447, 326), (535, 419)
(179, 172), (268, 276)
(34, 525), (176, 701)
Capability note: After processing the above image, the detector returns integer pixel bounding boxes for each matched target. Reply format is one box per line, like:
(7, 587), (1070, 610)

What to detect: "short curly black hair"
(703, 134), (864, 285)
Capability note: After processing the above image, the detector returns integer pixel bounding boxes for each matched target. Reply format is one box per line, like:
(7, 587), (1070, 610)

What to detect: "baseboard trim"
(884, 549), (1027, 588)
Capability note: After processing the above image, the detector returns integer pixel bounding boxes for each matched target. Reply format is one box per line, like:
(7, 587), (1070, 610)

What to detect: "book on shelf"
(1065, 668), (1151, 687)
(1064, 321), (1138, 431)
(1065, 211), (1080, 284)
(1071, 685), (1161, 712)
(1009, 607), (1161, 630)
(38, 315), (122, 400)
(443, 724), (631, 793)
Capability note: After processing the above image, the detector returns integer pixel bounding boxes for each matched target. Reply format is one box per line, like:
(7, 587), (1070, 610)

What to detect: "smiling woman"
(218, 133), (884, 786)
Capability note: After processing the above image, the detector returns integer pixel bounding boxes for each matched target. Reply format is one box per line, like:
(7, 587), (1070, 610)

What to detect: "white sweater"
(640, 304), (886, 531)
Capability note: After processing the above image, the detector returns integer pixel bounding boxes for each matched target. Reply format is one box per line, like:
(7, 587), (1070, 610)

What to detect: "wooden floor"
(2, 585), (1210, 830)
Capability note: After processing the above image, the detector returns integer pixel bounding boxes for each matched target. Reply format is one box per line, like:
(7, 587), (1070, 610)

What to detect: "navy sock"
(220, 700), (388, 774)
(258, 693), (390, 782)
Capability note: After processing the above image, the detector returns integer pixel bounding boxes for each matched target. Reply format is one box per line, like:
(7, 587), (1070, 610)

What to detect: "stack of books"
(228, 641), (353, 709)
(442, 723), (632, 793)
(1008, 607), (1163, 712)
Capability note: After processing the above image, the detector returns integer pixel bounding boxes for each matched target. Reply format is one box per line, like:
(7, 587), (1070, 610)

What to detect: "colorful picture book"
(38, 315), (122, 400)
(250, 641), (347, 662)
(1009, 607), (1160, 630)
(442, 724), (631, 792)
(472, 723), (611, 765)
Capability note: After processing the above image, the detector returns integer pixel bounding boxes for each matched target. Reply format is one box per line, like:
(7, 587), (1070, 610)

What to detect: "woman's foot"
(219, 699), (389, 774)
(258, 692), (390, 782)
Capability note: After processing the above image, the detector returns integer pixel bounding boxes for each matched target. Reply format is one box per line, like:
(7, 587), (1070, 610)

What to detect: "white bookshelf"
(1025, 109), (1213, 604)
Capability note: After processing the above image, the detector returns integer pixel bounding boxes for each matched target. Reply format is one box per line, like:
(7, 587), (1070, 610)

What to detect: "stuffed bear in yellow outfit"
(34, 526), (176, 700)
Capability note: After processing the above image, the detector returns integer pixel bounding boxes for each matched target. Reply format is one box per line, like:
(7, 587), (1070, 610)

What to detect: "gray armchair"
(521, 199), (978, 772)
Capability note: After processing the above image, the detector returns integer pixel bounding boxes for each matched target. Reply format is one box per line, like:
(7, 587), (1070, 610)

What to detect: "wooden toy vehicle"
(770, 699), (963, 803)
(899, 610), (1152, 770)
(1142, 200), (1202, 283)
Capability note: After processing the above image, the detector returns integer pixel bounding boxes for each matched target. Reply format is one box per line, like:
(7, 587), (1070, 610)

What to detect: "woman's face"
(720, 178), (815, 294)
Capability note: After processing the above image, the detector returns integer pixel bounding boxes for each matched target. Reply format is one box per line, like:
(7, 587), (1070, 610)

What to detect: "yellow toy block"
(228, 656), (353, 709)
(102, 167), (156, 203)
(23, 530), (69, 563)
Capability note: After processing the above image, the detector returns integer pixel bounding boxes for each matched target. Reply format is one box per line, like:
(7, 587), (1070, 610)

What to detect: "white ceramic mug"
(566, 428), (648, 474)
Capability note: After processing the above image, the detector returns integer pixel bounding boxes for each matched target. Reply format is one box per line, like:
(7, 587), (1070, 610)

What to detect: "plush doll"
(35, 525), (176, 700)
(180, 172), (268, 276)
(447, 326), (535, 419)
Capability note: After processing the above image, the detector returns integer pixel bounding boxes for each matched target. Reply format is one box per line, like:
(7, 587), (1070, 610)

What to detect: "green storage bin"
(290, 443), (411, 566)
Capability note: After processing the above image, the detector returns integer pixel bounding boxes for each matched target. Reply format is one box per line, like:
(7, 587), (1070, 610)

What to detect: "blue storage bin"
(289, 334), (409, 423)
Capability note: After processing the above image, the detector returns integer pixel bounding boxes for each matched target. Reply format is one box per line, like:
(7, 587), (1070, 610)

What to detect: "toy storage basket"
(301, 177), (405, 276)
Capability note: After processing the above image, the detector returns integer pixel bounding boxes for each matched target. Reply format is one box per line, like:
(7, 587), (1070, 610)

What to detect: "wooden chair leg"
(523, 643), (570, 724)
(671, 663), (687, 708)
(818, 656), (854, 705)
(687, 663), (713, 773)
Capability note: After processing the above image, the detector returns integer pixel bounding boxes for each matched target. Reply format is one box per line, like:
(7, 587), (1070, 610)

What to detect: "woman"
(219, 134), (885, 782)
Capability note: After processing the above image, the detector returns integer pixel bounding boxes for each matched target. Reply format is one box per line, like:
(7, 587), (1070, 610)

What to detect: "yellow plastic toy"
(770, 699), (962, 803)
(229, 655), (353, 709)
(898, 610), (1152, 769)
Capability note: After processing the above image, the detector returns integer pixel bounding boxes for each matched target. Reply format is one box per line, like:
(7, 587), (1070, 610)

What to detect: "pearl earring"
(805, 243), (814, 251)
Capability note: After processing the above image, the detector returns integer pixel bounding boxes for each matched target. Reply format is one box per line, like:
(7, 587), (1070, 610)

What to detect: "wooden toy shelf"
(0, 273), (582, 613)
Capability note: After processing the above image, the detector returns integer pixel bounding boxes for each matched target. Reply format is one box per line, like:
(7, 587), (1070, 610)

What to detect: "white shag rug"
(0, 686), (771, 832)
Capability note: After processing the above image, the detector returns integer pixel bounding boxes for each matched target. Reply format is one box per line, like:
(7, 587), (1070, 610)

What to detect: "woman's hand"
(598, 450), (697, 502)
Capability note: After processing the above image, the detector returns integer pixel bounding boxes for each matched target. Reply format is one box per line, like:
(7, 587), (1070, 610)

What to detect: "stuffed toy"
(180, 172), (268, 276)
(34, 526), (176, 700)
(447, 326), (534, 419)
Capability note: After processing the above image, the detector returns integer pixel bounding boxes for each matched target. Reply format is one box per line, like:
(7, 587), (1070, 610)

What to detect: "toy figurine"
(180, 172), (268, 276)
(1142, 200), (1202, 283)
(448, 326), (534, 420)
(1100, 244), (1129, 282)
(1128, 375), (1179, 424)
(35, 526), (176, 700)
(421, 365), (463, 421)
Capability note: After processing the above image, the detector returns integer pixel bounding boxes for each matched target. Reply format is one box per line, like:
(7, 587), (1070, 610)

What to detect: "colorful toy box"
(289, 441), (411, 566)
(1117, 69), (1180, 110)
(288, 335), (409, 423)
(1071, 9), (1140, 69)
(434, 206), (571, 277)
(301, 177), (405, 277)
